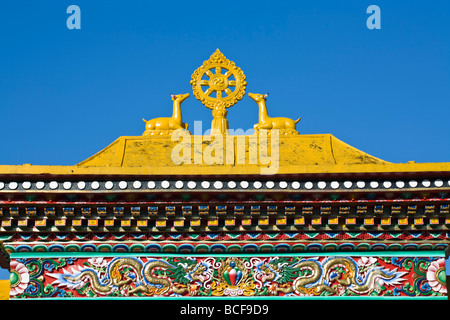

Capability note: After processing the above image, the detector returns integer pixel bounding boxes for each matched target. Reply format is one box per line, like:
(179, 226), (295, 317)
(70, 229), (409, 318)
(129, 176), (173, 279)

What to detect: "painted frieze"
(9, 254), (447, 299)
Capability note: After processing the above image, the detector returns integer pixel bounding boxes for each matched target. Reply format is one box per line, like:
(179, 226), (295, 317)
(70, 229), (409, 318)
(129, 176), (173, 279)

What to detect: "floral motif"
(88, 257), (108, 268)
(10, 260), (30, 296)
(426, 258), (447, 294)
(358, 257), (377, 267)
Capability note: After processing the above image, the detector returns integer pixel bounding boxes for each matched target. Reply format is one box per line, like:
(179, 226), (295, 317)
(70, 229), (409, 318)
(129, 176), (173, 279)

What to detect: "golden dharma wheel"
(190, 49), (247, 109)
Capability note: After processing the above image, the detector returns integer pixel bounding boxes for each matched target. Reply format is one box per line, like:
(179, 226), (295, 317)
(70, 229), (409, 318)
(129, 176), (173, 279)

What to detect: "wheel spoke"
(205, 70), (213, 77)
(215, 66), (221, 74)
(224, 70), (233, 78)
(200, 80), (209, 86)
(228, 80), (236, 87)
(204, 88), (213, 96)
(216, 90), (222, 99)
(224, 88), (232, 95)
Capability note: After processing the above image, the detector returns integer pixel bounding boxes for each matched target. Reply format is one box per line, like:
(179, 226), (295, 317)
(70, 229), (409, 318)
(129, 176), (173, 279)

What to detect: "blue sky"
(0, 0), (449, 165)
(0, 1), (449, 278)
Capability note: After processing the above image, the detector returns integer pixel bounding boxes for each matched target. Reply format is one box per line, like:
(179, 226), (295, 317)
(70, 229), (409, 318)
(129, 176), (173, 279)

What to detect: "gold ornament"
(190, 49), (246, 109)
(190, 49), (246, 134)
(249, 92), (301, 135)
(142, 93), (190, 136)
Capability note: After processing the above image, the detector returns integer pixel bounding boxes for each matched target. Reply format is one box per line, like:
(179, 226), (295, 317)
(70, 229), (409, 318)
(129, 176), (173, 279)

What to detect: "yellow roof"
(0, 134), (449, 176)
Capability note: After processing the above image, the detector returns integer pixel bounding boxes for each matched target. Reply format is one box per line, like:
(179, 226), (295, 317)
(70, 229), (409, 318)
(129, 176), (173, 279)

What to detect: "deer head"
(171, 93), (190, 103)
(248, 92), (269, 103)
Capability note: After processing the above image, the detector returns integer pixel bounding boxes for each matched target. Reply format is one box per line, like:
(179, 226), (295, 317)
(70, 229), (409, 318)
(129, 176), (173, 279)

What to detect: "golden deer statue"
(249, 92), (301, 134)
(142, 93), (190, 135)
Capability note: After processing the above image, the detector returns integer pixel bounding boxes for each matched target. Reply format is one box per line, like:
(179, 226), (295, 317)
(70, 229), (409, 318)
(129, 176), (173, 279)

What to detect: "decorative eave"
(0, 176), (449, 194)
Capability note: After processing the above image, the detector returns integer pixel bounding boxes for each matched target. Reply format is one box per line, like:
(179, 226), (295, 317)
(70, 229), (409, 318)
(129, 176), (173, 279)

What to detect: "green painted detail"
(323, 243), (338, 250)
(162, 244), (177, 253)
(387, 244), (403, 250)
(347, 232), (361, 237)
(130, 245), (145, 253)
(329, 194), (340, 200)
(226, 245), (241, 253)
(105, 194), (117, 201)
(32, 245), (47, 252)
(355, 243), (370, 250)
(438, 269), (446, 284)
(10, 270), (20, 286)
(97, 244), (113, 252)
(194, 244), (209, 252)
(418, 244), (433, 250)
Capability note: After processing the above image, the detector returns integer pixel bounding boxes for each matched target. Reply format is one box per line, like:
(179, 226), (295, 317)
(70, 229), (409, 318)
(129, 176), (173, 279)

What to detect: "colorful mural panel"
(9, 255), (447, 298)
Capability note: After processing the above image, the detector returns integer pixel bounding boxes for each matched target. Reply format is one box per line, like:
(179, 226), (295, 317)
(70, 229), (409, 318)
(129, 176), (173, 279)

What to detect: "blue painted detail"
(112, 244), (129, 253)
(81, 244), (97, 252)
(178, 244), (195, 253)
(16, 245), (32, 252)
(48, 244), (65, 252)
(210, 244), (227, 253)
(242, 244), (258, 252)
(274, 243), (290, 252)
(446, 257), (450, 276)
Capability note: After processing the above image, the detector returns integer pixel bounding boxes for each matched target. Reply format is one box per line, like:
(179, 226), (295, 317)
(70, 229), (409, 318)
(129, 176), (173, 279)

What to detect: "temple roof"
(1, 133), (450, 176)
